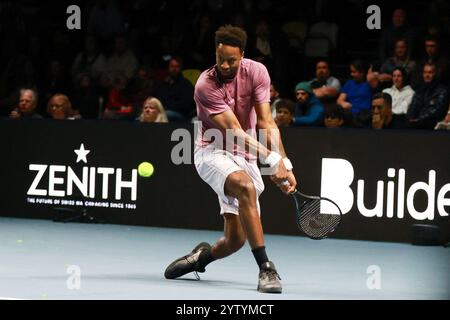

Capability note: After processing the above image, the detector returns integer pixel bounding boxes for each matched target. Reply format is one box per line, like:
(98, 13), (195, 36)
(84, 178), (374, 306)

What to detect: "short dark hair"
(395, 38), (408, 46)
(372, 92), (392, 108)
(423, 62), (437, 71)
(275, 99), (295, 115)
(215, 25), (247, 52)
(325, 104), (344, 119)
(170, 56), (184, 67)
(350, 59), (370, 75)
(392, 66), (410, 85)
(424, 35), (439, 44)
(316, 60), (330, 67)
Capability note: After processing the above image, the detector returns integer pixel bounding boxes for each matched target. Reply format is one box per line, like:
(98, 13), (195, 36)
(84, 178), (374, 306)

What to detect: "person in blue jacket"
(292, 82), (325, 126)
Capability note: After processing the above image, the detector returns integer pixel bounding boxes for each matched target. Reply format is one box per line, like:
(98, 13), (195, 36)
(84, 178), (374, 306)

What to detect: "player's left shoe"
(164, 242), (211, 280)
(257, 261), (282, 293)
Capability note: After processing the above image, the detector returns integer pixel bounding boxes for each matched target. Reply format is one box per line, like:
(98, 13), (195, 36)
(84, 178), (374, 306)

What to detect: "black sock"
(252, 246), (269, 268)
(198, 247), (215, 268)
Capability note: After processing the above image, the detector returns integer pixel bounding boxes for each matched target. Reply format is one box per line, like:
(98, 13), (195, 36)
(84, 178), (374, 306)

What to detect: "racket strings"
(296, 199), (341, 239)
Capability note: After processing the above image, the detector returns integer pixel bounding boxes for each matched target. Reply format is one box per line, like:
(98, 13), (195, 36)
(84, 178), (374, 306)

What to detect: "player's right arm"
(210, 110), (290, 186)
(210, 109), (273, 160)
(195, 76), (288, 187)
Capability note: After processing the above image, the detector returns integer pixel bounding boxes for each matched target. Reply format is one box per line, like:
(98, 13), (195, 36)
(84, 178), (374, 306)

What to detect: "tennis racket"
(289, 189), (342, 240)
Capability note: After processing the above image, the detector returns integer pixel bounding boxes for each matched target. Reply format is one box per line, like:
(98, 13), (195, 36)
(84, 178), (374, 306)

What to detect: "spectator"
(248, 18), (274, 66)
(414, 35), (449, 87)
(377, 39), (416, 85)
(87, 0), (125, 46)
(371, 92), (393, 129)
(292, 82), (324, 126)
(154, 57), (195, 122)
(137, 97), (168, 123)
(71, 35), (107, 84)
(49, 29), (75, 68)
(71, 74), (101, 119)
(308, 11), (339, 50)
(270, 82), (282, 118)
(274, 99), (295, 127)
(128, 66), (155, 113)
(407, 63), (449, 129)
(103, 34), (138, 86)
(434, 102), (450, 130)
(9, 88), (42, 119)
(309, 60), (341, 103)
(47, 94), (78, 120)
(442, 104), (450, 123)
(247, 17), (290, 92)
(337, 60), (373, 127)
(42, 59), (70, 102)
(103, 73), (133, 120)
(187, 14), (216, 70)
(382, 67), (415, 128)
(379, 9), (416, 62)
(26, 35), (47, 90)
(324, 104), (345, 128)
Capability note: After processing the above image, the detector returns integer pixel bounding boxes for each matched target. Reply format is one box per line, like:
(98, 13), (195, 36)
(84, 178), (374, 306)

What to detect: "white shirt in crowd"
(382, 85), (415, 115)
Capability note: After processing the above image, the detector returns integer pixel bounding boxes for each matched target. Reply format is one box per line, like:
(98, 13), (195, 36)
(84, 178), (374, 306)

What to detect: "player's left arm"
(255, 102), (297, 193)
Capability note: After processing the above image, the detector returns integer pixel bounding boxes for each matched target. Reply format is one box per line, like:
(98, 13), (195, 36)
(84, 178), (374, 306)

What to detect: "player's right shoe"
(257, 261), (282, 293)
(164, 242), (211, 279)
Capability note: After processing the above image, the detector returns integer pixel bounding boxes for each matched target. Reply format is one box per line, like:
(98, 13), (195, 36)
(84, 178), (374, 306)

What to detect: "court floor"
(0, 217), (448, 300)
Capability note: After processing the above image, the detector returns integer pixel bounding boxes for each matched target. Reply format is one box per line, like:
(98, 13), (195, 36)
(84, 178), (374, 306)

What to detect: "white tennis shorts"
(194, 145), (265, 215)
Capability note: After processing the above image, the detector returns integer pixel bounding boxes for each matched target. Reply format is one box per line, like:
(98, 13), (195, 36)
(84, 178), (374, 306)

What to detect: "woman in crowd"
(47, 93), (78, 120)
(382, 66), (415, 128)
(138, 97), (168, 123)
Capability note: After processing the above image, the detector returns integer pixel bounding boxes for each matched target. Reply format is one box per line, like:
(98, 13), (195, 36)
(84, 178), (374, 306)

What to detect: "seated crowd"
(2, 5), (449, 130)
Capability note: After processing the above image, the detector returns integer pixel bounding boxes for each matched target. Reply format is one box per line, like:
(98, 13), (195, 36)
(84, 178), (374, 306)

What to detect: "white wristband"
(264, 151), (282, 167)
(283, 158), (293, 171)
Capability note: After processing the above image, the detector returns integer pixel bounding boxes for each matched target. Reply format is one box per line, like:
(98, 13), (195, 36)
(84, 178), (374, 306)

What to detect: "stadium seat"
(182, 69), (202, 87)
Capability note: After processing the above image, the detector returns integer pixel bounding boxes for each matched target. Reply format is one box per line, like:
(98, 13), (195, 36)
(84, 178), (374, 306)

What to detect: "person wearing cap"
(292, 81), (325, 126)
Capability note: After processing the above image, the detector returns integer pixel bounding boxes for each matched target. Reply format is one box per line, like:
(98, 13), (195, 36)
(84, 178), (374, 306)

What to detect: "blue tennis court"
(0, 217), (448, 300)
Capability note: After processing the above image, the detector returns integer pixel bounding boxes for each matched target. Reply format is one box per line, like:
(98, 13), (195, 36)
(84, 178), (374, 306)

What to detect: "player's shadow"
(167, 276), (249, 288)
(32, 273), (253, 291)
(58, 273), (250, 288)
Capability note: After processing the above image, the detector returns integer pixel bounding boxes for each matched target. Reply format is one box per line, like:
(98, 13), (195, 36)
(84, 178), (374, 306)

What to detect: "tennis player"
(164, 25), (297, 294)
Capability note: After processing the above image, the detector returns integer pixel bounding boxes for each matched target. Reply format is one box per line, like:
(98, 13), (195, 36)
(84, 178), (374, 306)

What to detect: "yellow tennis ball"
(138, 162), (154, 177)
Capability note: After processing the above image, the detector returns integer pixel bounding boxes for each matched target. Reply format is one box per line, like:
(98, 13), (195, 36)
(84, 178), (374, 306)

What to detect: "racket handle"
(281, 180), (297, 194)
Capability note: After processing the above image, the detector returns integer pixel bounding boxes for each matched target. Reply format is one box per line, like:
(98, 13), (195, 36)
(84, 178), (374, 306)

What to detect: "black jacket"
(407, 81), (449, 124)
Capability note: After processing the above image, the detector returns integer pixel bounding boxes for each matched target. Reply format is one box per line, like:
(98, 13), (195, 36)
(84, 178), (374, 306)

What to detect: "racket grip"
(280, 180), (290, 186)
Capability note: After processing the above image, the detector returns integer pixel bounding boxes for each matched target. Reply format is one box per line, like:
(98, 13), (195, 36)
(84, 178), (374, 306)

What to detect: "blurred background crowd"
(0, 0), (449, 130)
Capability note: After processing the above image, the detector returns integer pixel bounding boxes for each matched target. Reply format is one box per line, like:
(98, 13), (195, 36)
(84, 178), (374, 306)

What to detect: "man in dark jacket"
(407, 63), (449, 129)
(154, 57), (195, 122)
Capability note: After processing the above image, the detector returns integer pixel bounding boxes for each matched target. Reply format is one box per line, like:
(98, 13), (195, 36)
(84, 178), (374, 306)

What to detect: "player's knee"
(236, 178), (255, 198)
(226, 173), (256, 200)
(239, 181), (256, 202)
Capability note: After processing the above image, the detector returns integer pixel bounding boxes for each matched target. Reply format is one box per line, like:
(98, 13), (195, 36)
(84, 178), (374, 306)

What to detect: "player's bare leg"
(165, 170), (282, 293)
(222, 171), (282, 293)
(223, 171), (264, 248)
(209, 213), (246, 259)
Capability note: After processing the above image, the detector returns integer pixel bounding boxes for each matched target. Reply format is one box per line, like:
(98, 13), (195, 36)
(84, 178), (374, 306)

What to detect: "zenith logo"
(321, 158), (450, 220)
(27, 144), (138, 201)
